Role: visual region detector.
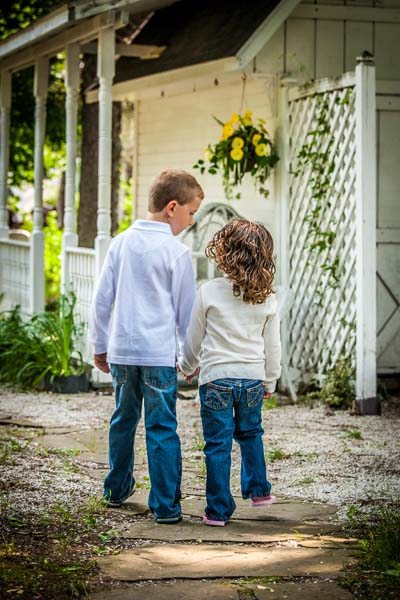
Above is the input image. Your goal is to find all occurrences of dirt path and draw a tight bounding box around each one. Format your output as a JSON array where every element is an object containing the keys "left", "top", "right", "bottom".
[{"left": 1, "top": 389, "right": 399, "bottom": 598}]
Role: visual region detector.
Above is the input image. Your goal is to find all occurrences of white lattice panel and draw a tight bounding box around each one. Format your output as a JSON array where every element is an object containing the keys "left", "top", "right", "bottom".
[
  {"left": 0, "top": 239, "right": 30, "bottom": 314},
  {"left": 288, "top": 80, "right": 357, "bottom": 379}
]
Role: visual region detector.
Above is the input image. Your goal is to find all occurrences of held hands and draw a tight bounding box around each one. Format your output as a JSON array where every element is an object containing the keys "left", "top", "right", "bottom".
[
  {"left": 94, "top": 353, "right": 110, "bottom": 373},
  {"left": 176, "top": 363, "right": 199, "bottom": 384},
  {"left": 263, "top": 391, "right": 273, "bottom": 400}
]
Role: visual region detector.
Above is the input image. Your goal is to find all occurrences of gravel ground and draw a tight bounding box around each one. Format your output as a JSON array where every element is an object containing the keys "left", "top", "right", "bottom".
[{"left": 0, "top": 388, "right": 399, "bottom": 523}]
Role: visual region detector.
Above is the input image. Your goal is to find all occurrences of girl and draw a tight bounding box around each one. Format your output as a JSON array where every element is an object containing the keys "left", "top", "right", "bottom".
[{"left": 179, "top": 219, "right": 281, "bottom": 526}]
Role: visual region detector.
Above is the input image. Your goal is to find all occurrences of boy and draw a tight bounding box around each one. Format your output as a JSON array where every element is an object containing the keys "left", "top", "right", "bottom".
[{"left": 90, "top": 169, "right": 203, "bottom": 524}]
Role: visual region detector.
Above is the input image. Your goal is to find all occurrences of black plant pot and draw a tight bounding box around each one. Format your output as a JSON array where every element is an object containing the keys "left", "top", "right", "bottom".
[{"left": 44, "top": 372, "right": 90, "bottom": 394}]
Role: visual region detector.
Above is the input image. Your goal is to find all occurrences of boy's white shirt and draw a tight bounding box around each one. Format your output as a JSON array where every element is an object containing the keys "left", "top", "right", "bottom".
[
  {"left": 90, "top": 220, "right": 196, "bottom": 366},
  {"left": 179, "top": 278, "right": 281, "bottom": 392}
]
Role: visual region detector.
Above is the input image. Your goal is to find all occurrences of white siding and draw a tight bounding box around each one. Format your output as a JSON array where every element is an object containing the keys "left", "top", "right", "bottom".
[
  {"left": 135, "top": 78, "right": 278, "bottom": 238},
  {"left": 256, "top": 0, "right": 400, "bottom": 82}
]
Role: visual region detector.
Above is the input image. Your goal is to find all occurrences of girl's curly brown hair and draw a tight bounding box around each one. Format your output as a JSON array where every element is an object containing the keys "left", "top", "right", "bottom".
[{"left": 206, "top": 219, "right": 275, "bottom": 304}]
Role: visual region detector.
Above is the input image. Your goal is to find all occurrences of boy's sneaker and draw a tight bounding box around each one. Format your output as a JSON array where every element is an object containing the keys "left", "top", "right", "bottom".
[
  {"left": 155, "top": 514, "right": 183, "bottom": 525},
  {"left": 104, "top": 486, "right": 135, "bottom": 509},
  {"left": 203, "top": 515, "right": 227, "bottom": 527},
  {"left": 251, "top": 495, "right": 277, "bottom": 507}
]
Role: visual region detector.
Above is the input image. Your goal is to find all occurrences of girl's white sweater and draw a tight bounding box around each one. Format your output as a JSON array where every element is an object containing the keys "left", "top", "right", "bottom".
[{"left": 179, "top": 277, "right": 281, "bottom": 392}]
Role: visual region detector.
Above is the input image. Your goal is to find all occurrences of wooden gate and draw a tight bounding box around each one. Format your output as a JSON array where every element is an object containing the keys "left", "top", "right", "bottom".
[{"left": 376, "top": 84, "right": 400, "bottom": 375}]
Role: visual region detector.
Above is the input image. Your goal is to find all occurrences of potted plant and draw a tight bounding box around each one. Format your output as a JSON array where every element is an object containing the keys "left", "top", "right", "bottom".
[
  {"left": 194, "top": 110, "right": 279, "bottom": 200},
  {"left": 0, "top": 293, "right": 89, "bottom": 393}
]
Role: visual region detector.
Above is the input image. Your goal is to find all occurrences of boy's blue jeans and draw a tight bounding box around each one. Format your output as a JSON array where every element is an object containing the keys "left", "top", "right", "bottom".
[
  {"left": 104, "top": 364, "right": 182, "bottom": 519},
  {"left": 199, "top": 378, "right": 272, "bottom": 522}
]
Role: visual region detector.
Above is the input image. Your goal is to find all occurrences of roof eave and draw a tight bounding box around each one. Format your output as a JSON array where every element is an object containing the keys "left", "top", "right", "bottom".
[{"left": 0, "top": 4, "right": 72, "bottom": 61}]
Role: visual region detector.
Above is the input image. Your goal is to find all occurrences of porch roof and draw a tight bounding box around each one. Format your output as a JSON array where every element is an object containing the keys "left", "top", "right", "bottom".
[{"left": 113, "top": 0, "right": 281, "bottom": 85}]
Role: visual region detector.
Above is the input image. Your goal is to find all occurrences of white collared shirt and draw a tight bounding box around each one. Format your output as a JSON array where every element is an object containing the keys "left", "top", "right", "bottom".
[
  {"left": 90, "top": 220, "right": 196, "bottom": 366},
  {"left": 179, "top": 278, "right": 281, "bottom": 392}
]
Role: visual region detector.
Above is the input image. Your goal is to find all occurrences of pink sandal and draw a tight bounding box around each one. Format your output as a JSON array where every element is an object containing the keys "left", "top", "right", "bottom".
[
  {"left": 251, "top": 495, "right": 277, "bottom": 507},
  {"left": 203, "top": 515, "right": 227, "bottom": 527}
]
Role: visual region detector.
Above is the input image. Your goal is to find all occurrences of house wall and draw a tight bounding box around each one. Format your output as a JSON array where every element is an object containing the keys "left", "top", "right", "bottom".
[
  {"left": 132, "top": 0, "right": 400, "bottom": 232},
  {"left": 256, "top": 0, "right": 400, "bottom": 82},
  {"left": 134, "top": 77, "right": 279, "bottom": 237}
]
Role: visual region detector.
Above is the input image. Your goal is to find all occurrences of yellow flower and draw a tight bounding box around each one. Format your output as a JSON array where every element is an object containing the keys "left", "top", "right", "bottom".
[
  {"left": 255, "top": 143, "right": 267, "bottom": 157},
  {"left": 232, "top": 137, "right": 244, "bottom": 149},
  {"left": 222, "top": 123, "right": 234, "bottom": 139},
  {"left": 230, "top": 148, "right": 244, "bottom": 161},
  {"left": 252, "top": 133, "right": 261, "bottom": 146},
  {"left": 242, "top": 109, "right": 253, "bottom": 126},
  {"left": 229, "top": 112, "right": 239, "bottom": 125}
]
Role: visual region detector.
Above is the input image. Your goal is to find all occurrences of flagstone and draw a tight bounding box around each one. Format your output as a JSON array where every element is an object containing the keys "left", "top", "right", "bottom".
[
  {"left": 118, "top": 515, "right": 338, "bottom": 543},
  {"left": 97, "top": 543, "right": 353, "bottom": 581},
  {"left": 181, "top": 496, "right": 337, "bottom": 522},
  {"left": 88, "top": 579, "right": 352, "bottom": 600}
]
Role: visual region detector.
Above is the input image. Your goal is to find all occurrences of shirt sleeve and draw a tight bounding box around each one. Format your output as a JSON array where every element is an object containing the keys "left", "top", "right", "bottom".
[
  {"left": 179, "top": 286, "right": 206, "bottom": 375},
  {"left": 263, "top": 302, "right": 282, "bottom": 393},
  {"left": 89, "top": 244, "right": 116, "bottom": 355},
  {"left": 171, "top": 249, "right": 196, "bottom": 356}
]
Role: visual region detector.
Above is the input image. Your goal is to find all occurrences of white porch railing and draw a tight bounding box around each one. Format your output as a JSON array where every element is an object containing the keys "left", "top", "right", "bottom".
[
  {"left": 0, "top": 239, "right": 30, "bottom": 313},
  {"left": 65, "top": 246, "right": 95, "bottom": 361}
]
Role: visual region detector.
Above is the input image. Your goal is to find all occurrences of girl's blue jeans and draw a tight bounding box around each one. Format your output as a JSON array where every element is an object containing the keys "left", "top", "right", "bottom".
[
  {"left": 200, "top": 378, "right": 272, "bottom": 522},
  {"left": 104, "top": 364, "right": 182, "bottom": 519}
]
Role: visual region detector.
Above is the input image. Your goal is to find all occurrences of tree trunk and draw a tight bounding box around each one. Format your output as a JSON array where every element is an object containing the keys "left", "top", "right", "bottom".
[{"left": 78, "top": 55, "right": 122, "bottom": 247}]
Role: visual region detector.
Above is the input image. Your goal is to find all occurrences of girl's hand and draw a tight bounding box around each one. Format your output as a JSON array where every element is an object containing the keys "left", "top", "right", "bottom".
[
  {"left": 186, "top": 367, "right": 200, "bottom": 384},
  {"left": 263, "top": 391, "right": 272, "bottom": 400}
]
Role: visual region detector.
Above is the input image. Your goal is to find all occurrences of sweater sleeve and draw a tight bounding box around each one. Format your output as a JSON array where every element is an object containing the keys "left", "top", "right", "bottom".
[
  {"left": 179, "top": 286, "right": 206, "bottom": 375},
  {"left": 263, "top": 304, "right": 282, "bottom": 393},
  {"left": 171, "top": 249, "right": 196, "bottom": 356},
  {"left": 89, "top": 244, "right": 116, "bottom": 355}
]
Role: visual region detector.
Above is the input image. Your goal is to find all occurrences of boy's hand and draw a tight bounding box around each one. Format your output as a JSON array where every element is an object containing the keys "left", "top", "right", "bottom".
[
  {"left": 263, "top": 392, "right": 272, "bottom": 400},
  {"left": 185, "top": 367, "right": 200, "bottom": 384},
  {"left": 94, "top": 353, "right": 110, "bottom": 373}
]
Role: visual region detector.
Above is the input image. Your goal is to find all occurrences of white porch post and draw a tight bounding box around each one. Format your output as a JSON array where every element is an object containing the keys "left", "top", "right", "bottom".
[
  {"left": 61, "top": 43, "right": 80, "bottom": 293},
  {"left": 30, "top": 57, "right": 48, "bottom": 313},
  {"left": 275, "top": 77, "right": 297, "bottom": 402},
  {"left": 0, "top": 70, "right": 11, "bottom": 239},
  {"left": 95, "top": 27, "right": 115, "bottom": 277},
  {"left": 355, "top": 53, "right": 377, "bottom": 414}
]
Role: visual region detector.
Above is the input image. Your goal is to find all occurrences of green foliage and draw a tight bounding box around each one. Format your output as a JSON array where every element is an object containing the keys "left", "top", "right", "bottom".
[
  {"left": 300, "top": 356, "right": 355, "bottom": 410},
  {"left": 265, "top": 448, "right": 289, "bottom": 462},
  {"left": 117, "top": 176, "right": 134, "bottom": 233},
  {"left": 0, "top": 293, "right": 85, "bottom": 389},
  {"left": 264, "top": 395, "right": 278, "bottom": 410},
  {"left": 320, "top": 356, "right": 355, "bottom": 409},
  {"left": 342, "top": 506, "right": 400, "bottom": 599},
  {"left": 44, "top": 210, "right": 62, "bottom": 301}
]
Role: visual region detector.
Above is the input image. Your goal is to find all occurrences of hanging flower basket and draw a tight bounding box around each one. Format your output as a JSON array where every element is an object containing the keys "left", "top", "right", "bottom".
[{"left": 194, "top": 110, "right": 279, "bottom": 200}]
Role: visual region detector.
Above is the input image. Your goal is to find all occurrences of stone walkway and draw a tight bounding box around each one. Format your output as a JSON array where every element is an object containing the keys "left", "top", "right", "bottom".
[{"left": 24, "top": 395, "right": 358, "bottom": 599}]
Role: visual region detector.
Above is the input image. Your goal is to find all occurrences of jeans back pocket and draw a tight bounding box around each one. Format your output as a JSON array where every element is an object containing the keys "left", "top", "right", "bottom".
[
  {"left": 246, "top": 382, "right": 264, "bottom": 408},
  {"left": 203, "top": 382, "right": 232, "bottom": 410}
]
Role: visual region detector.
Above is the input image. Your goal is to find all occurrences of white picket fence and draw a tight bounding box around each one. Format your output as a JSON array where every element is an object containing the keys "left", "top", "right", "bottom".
[{"left": 0, "top": 238, "right": 30, "bottom": 313}]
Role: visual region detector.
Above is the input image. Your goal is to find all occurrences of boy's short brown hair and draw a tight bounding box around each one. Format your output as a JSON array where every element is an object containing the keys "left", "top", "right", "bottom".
[{"left": 148, "top": 169, "right": 204, "bottom": 212}]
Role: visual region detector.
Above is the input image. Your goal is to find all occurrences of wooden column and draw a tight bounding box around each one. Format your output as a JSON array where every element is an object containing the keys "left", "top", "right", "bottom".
[
  {"left": 61, "top": 43, "right": 80, "bottom": 293},
  {"left": 95, "top": 27, "right": 115, "bottom": 277},
  {"left": 0, "top": 70, "right": 11, "bottom": 239},
  {"left": 355, "top": 53, "right": 377, "bottom": 414},
  {"left": 30, "top": 56, "right": 48, "bottom": 313},
  {"left": 275, "top": 77, "right": 298, "bottom": 402}
]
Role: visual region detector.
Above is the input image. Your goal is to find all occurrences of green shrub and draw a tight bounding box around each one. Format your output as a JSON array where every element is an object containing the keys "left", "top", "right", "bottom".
[
  {"left": 320, "top": 356, "right": 355, "bottom": 409},
  {"left": 342, "top": 506, "right": 400, "bottom": 599},
  {"left": 44, "top": 209, "right": 62, "bottom": 302},
  {"left": 0, "top": 293, "right": 85, "bottom": 389}
]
